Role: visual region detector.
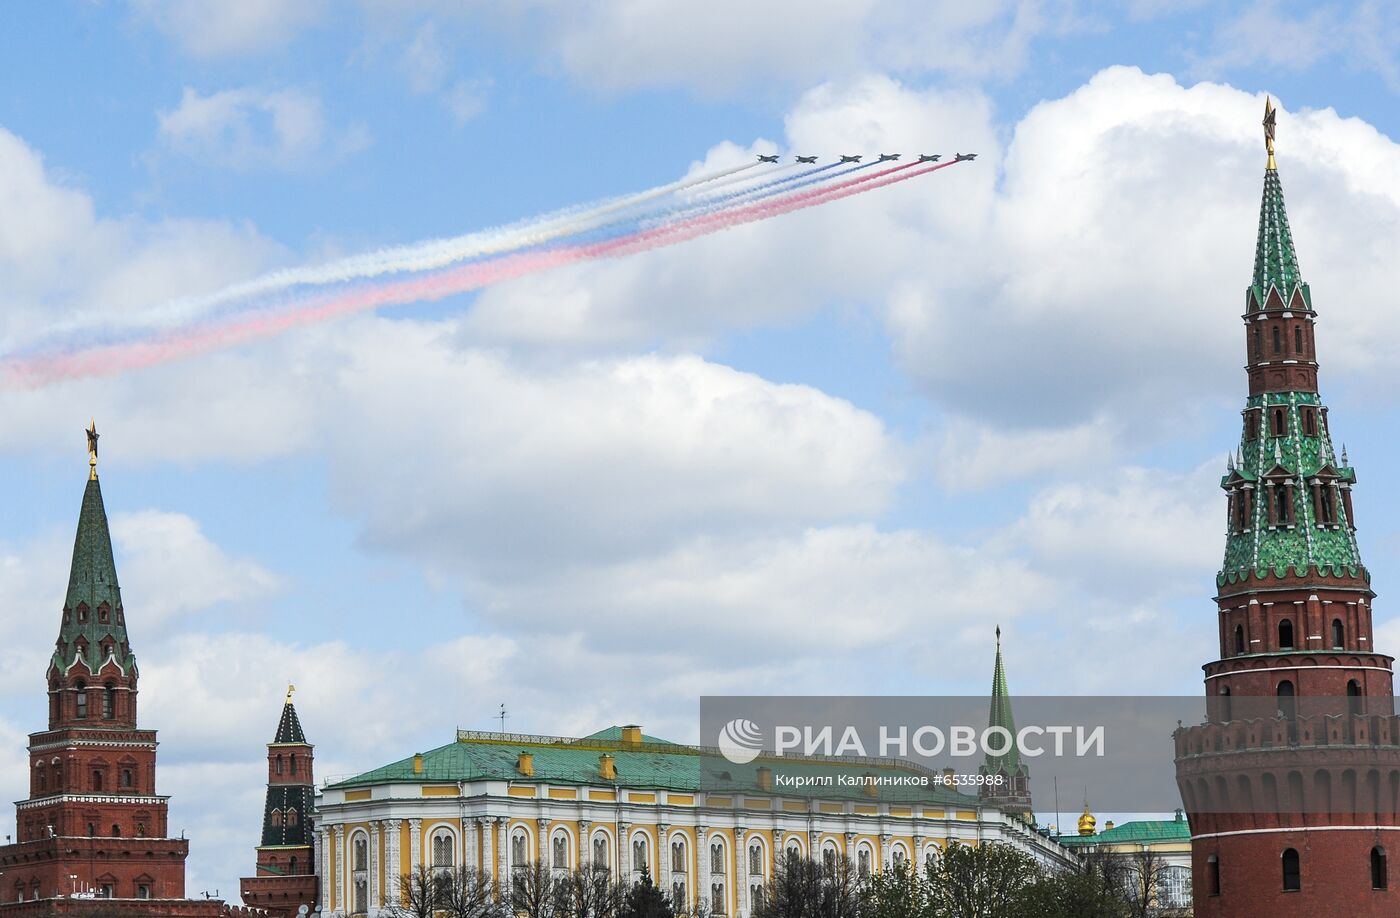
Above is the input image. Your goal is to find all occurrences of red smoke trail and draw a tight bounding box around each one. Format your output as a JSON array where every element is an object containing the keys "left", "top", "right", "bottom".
[{"left": 4, "top": 160, "right": 959, "bottom": 387}]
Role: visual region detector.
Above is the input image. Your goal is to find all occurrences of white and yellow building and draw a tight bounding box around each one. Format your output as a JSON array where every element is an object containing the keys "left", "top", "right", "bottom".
[{"left": 312, "top": 725, "right": 1074, "bottom": 917}]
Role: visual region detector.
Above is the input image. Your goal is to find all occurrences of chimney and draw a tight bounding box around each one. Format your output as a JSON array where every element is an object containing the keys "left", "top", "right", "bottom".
[
  {"left": 517, "top": 752, "right": 534, "bottom": 777},
  {"left": 413, "top": 753, "right": 423, "bottom": 775},
  {"left": 862, "top": 773, "right": 879, "bottom": 797},
  {"left": 599, "top": 754, "right": 617, "bottom": 780},
  {"left": 621, "top": 725, "right": 643, "bottom": 748},
  {"left": 756, "top": 766, "right": 773, "bottom": 791},
  {"left": 1104, "top": 821, "right": 1115, "bottom": 832},
  {"left": 942, "top": 768, "right": 955, "bottom": 787}
]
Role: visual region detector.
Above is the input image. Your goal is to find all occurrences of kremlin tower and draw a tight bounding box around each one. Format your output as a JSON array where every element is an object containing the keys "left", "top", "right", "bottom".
[
  {"left": 238, "top": 693, "right": 317, "bottom": 917},
  {"left": 1174, "top": 101, "right": 1400, "bottom": 915},
  {"left": 0, "top": 425, "right": 222, "bottom": 917}
]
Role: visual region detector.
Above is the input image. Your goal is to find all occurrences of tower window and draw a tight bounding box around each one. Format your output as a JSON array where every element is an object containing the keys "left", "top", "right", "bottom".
[
  {"left": 1234, "top": 625, "right": 1246, "bottom": 655},
  {"left": 120, "top": 768, "right": 132, "bottom": 788},
  {"left": 1272, "top": 326, "right": 1282, "bottom": 354},
  {"left": 1373, "top": 847, "right": 1388, "bottom": 889},
  {"left": 1246, "top": 410, "right": 1261, "bottom": 439},
  {"left": 1252, "top": 327, "right": 1261, "bottom": 359},
  {"left": 111, "top": 824, "right": 121, "bottom": 838},
  {"left": 275, "top": 755, "right": 284, "bottom": 775},
  {"left": 270, "top": 808, "right": 283, "bottom": 827},
  {"left": 290, "top": 755, "right": 297, "bottom": 776},
  {"left": 1332, "top": 619, "right": 1345, "bottom": 649},
  {"left": 75, "top": 682, "right": 88, "bottom": 719},
  {"left": 1271, "top": 408, "right": 1287, "bottom": 436},
  {"left": 1278, "top": 619, "right": 1295, "bottom": 650},
  {"left": 1278, "top": 680, "right": 1296, "bottom": 720},
  {"left": 1302, "top": 408, "right": 1316, "bottom": 436},
  {"left": 1294, "top": 325, "right": 1303, "bottom": 354},
  {"left": 92, "top": 769, "right": 103, "bottom": 792},
  {"left": 103, "top": 683, "right": 115, "bottom": 720},
  {"left": 286, "top": 808, "right": 298, "bottom": 826},
  {"left": 1282, "top": 847, "right": 1301, "bottom": 891},
  {"left": 1348, "top": 680, "right": 1362, "bottom": 716}
]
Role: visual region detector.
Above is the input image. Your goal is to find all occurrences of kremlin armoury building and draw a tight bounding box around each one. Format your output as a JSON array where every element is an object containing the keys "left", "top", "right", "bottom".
[{"left": 2, "top": 110, "right": 1397, "bottom": 918}]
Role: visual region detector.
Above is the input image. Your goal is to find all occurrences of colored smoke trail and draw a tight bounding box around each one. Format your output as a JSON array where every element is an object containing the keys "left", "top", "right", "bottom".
[{"left": 3, "top": 159, "right": 962, "bottom": 387}]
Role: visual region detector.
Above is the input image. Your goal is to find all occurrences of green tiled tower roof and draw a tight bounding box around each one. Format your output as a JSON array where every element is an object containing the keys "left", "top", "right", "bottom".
[
  {"left": 52, "top": 473, "right": 136, "bottom": 675},
  {"left": 1250, "top": 168, "right": 1305, "bottom": 305},
  {"left": 985, "top": 627, "right": 1021, "bottom": 775}
]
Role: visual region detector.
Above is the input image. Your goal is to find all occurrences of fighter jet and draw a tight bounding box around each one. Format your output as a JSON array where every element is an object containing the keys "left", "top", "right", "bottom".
[
  {"left": 795, "top": 155, "right": 818, "bottom": 164},
  {"left": 918, "top": 154, "right": 941, "bottom": 163},
  {"left": 757, "top": 154, "right": 780, "bottom": 163},
  {"left": 954, "top": 153, "right": 978, "bottom": 162},
  {"left": 877, "top": 153, "right": 901, "bottom": 162},
  {"left": 839, "top": 154, "right": 862, "bottom": 163}
]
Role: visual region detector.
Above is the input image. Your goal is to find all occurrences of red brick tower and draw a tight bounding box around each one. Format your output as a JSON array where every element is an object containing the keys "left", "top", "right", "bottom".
[
  {"left": 0, "top": 425, "right": 204, "bottom": 907},
  {"left": 239, "top": 691, "right": 317, "bottom": 917},
  {"left": 1174, "top": 100, "right": 1400, "bottom": 915}
]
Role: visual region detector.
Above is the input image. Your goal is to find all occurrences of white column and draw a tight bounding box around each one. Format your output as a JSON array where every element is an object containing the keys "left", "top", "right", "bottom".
[
  {"left": 494, "top": 817, "right": 507, "bottom": 889},
  {"left": 577, "top": 820, "right": 591, "bottom": 870},
  {"left": 735, "top": 827, "right": 748, "bottom": 918},
  {"left": 657, "top": 824, "right": 670, "bottom": 894},
  {"left": 478, "top": 817, "right": 494, "bottom": 887},
  {"left": 771, "top": 828, "right": 782, "bottom": 868},
  {"left": 538, "top": 818, "right": 549, "bottom": 867},
  {"left": 879, "top": 833, "right": 891, "bottom": 871},
  {"left": 462, "top": 815, "right": 476, "bottom": 874},
  {"left": 408, "top": 818, "right": 422, "bottom": 872},
  {"left": 333, "top": 825, "right": 345, "bottom": 916},
  {"left": 368, "top": 822, "right": 381, "bottom": 915},
  {"left": 384, "top": 819, "right": 402, "bottom": 904},
  {"left": 696, "top": 826, "right": 709, "bottom": 915},
  {"left": 619, "top": 821, "right": 632, "bottom": 880},
  {"left": 912, "top": 833, "right": 923, "bottom": 871},
  {"left": 318, "top": 827, "right": 332, "bottom": 912}
]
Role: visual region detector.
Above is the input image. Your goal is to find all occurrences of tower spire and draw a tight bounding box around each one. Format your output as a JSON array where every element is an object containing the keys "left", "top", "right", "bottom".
[
  {"left": 1263, "top": 95, "right": 1277, "bottom": 172},
  {"left": 986, "top": 625, "right": 1019, "bottom": 775},
  {"left": 86, "top": 419, "right": 99, "bottom": 480}
]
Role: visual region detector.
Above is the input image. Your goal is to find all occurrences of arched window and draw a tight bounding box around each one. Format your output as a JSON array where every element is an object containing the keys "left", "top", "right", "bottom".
[
  {"left": 1272, "top": 408, "right": 1286, "bottom": 436},
  {"left": 1278, "top": 680, "right": 1296, "bottom": 719},
  {"left": 432, "top": 829, "right": 455, "bottom": 873},
  {"left": 92, "top": 769, "right": 103, "bottom": 792},
  {"left": 1272, "top": 325, "right": 1281, "bottom": 354},
  {"left": 748, "top": 841, "right": 763, "bottom": 876},
  {"left": 632, "top": 837, "right": 649, "bottom": 874},
  {"left": 672, "top": 839, "right": 686, "bottom": 874},
  {"left": 511, "top": 829, "right": 528, "bottom": 871},
  {"left": 136, "top": 822, "right": 146, "bottom": 837},
  {"left": 352, "top": 834, "right": 368, "bottom": 913},
  {"left": 1332, "top": 619, "right": 1345, "bottom": 649},
  {"left": 823, "top": 844, "right": 838, "bottom": 873},
  {"left": 1278, "top": 619, "right": 1295, "bottom": 650},
  {"left": 1208, "top": 855, "right": 1221, "bottom": 896},
  {"left": 120, "top": 768, "right": 133, "bottom": 789},
  {"left": 1220, "top": 686, "right": 1232, "bottom": 722},
  {"left": 1302, "top": 407, "right": 1317, "bottom": 436},
  {"left": 111, "top": 824, "right": 121, "bottom": 838},
  {"left": 710, "top": 841, "right": 726, "bottom": 876},
  {"left": 924, "top": 845, "right": 938, "bottom": 870},
  {"left": 289, "top": 856, "right": 299, "bottom": 875},
  {"left": 1294, "top": 325, "right": 1303, "bottom": 354},
  {"left": 1373, "top": 846, "right": 1388, "bottom": 889},
  {"left": 857, "top": 846, "right": 872, "bottom": 879},
  {"left": 1348, "top": 680, "right": 1363, "bottom": 716},
  {"left": 103, "top": 683, "right": 115, "bottom": 720},
  {"left": 75, "top": 682, "right": 88, "bottom": 719},
  {"left": 552, "top": 833, "right": 569, "bottom": 870},
  {"left": 891, "top": 845, "right": 907, "bottom": 869},
  {"left": 270, "top": 808, "right": 283, "bottom": 827},
  {"left": 710, "top": 879, "right": 726, "bottom": 915},
  {"left": 275, "top": 755, "right": 284, "bottom": 775},
  {"left": 286, "top": 808, "right": 298, "bottom": 826},
  {"left": 36, "top": 762, "right": 46, "bottom": 793},
  {"left": 290, "top": 754, "right": 298, "bottom": 776},
  {"left": 1234, "top": 625, "right": 1245, "bottom": 655},
  {"left": 1282, "top": 847, "right": 1301, "bottom": 891},
  {"left": 592, "top": 834, "right": 609, "bottom": 869}
]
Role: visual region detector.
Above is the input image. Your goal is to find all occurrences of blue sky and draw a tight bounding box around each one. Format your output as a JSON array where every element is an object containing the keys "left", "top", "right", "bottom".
[{"left": 4, "top": 0, "right": 1400, "bottom": 896}]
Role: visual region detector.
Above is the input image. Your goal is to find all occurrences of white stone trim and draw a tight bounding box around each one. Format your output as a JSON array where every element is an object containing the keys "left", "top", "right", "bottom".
[{"left": 1193, "top": 825, "right": 1400, "bottom": 840}]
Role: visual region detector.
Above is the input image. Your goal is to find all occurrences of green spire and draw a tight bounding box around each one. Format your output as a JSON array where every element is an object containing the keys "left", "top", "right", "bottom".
[
  {"left": 986, "top": 627, "right": 1021, "bottom": 775},
  {"left": 1250, "top": 167, "right": 1305, "bottom": 304},
  {"left": 52, "top": 471, "right": 135, "bottom": 675}
]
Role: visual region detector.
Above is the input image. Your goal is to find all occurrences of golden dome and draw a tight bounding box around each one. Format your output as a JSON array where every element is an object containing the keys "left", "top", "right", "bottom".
[{"left": 1077, "top": 802, "right": 1097, "bottom": 836}]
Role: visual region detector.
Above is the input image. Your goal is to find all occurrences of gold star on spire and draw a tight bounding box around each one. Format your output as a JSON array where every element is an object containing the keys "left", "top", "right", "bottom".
[
  {"left": 1263, "top": 96, "right": 1278, "bottom": 171},
  {"left": 86, "top": 419, "right": 99, "bottom": 480}
]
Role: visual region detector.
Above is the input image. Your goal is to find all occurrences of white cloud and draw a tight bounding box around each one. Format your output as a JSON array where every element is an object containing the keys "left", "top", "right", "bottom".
[
  {"left": 132, "top": 0, "right": 329, "bottom": 58},
  {"left": 112, "top": 511, "right": 283, "bottom": 627},
  {"left": 156, "top": 87, "right": 370, "bottom": 173}
]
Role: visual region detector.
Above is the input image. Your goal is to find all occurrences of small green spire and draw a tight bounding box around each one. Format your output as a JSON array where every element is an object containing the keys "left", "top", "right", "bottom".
[
  {"left": 986, "top": 626, "right": 1021, "bottom": 775},
  {"left": 53, "top": 449, "right": 135, "bottom": 675}
]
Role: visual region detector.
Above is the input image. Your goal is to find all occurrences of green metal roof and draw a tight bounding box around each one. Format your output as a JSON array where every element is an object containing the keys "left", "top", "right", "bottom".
[
  {"left": 1056, "top": 815, "right": 1190, "bottom": 847},
  {"left": 329, "top": 727, "right": 980, "bottom": 807},
  {"left": 52, "top": 475, "right": 135, "bottom": 675}
]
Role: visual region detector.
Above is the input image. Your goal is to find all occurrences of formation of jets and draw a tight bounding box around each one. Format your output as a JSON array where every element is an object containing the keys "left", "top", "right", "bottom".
[{"left": 755, "top": 153, "right": 975, "bottom": 164}]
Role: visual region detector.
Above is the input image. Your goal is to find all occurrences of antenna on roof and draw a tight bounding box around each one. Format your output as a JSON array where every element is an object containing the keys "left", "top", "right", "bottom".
[{"left": 498, "top": 703, "right": 508, "bottom": 733}]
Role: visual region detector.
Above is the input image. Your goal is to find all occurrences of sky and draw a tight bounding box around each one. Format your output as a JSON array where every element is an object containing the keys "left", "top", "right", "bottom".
[{"left": 4, "top": 0, "right": 1400, "bottom": 898}]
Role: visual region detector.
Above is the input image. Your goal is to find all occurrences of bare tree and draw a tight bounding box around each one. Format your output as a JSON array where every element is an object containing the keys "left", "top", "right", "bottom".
[
  {"left": 387, "top": 865, "right": 442, "bottom": 918},
  {"left": 511, "top": 861, "right": 563, "bottom": 918},
  {"left": 439, "top": 865, "right": 504, "bottom": 918},
  {"left": 558, "top": 864, "right": 624, "bottom": 918}
]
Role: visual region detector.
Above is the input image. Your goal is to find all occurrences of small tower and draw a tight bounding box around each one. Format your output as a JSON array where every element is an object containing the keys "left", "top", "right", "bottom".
[
  {"left": 239, "top": 686, "right": 318, "bottom": 917},
  {"left": 979, "top": 627, "right": 1033, "bottom": 820}
]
